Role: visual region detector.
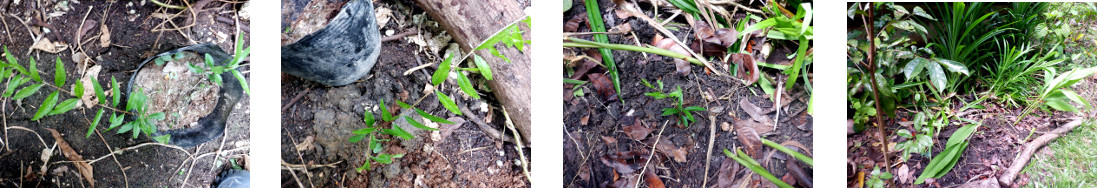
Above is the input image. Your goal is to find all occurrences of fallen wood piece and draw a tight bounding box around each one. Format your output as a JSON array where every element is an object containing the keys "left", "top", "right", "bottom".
[
  {"left": 999, "top": 117, "right": 1084, "bottom": 186},
  {"left": 413, "top": 0, "right": 530, "bottom": 144}
]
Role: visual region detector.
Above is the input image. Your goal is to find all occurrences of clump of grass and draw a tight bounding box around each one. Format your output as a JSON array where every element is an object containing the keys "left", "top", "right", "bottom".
[{"left": 1023, "top": 120, "right": 1097, "bottom": 186}]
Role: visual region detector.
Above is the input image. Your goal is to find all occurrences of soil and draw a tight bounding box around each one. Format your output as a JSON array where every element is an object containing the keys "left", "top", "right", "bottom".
[
  {"left": 132, "top": 52, "right": 220, "bottom": 131},
  {"left": 279, "top": 0, "right": 531, "bottom": 187},
  {"left": 0, "top": 1, "right": 250, "bottom": 187},
  {"left": 562, "top": 1, "right": 814, "bottom": 187}
]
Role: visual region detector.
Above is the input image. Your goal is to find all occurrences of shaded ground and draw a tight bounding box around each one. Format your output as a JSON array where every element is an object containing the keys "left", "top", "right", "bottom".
[
  {"left": 0, "top": 1, "right": 251, "bottom": 187},
  {"left": 279, "top": 0, "right": 531, "bottom": 187},
  {"left": 563, "top": 1, "right": 814, "bottom": 187}
]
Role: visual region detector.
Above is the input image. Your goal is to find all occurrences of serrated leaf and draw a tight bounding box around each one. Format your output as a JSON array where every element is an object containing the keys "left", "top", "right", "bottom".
[
  {"left": 382, "top": 125, "right": 414, "bottom": 140},
  {"left": 415, "top": 108, "right": 454, "bottom": 124},
  {"left": 432, "top": 53, "right": 454, "bottom": 86},
  {"left": 110, "top": 76, "right": 120, "bottom": 107},
  {"left": 435, "top": 91, "right": 462, "bottom": 115},
  {"left": 926, "top": 61, "right": 946, "bottom": 93},
  {"left": 12, "top": 83, "right": 44, "bottom": 100},
  {"left": 379, "top": 100, "right": 394, "bottom": 122},
  {"left": 935, "top": 58, "right": 969, "bottom": 75},
  {"left": 473, "top": 55, "right": 493, "bottom": 80},
  {"left": 455, "top": 71, "right": 478, "bottom": 99},
  {"left": 404, "top": 116, "right": 438, "bottom": 131},
  {"left": 86, "top": 109, "right": 104, "bottom": 138},
  {"left": 31, "top": 91, "right": 59, "bottom": 121},
  {"left": 54, "top": 57, "right": 65, "bottom": 86},
  {"left": 46, "top": 98, "right": 78, "bottom": 116}
]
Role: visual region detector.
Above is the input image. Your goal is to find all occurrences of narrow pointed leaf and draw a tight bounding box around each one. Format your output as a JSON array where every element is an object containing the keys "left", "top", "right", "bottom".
[
  {"left": 54, "top": 57, "right": 65, "bottom": 86},
  {"left": 28, "top": 57, "right": 39, "bottom": 82},
  {"left": 91, "top": 77, "right": 106, "bottom": 104},
  {"left": 363, "top": 111, "right": 375, "bottom": 128},
  {"left": 435, "top": 91, "right": 462, "bottom": 115},
  {"left": 379, "top": 100, "right": 394, "bottom": 122},
  {"left": 12, "top": 83, "right": 44, "bottom": 100},
  {"left": 404, "top": 116, "right": 439, "bottom": 131},
  {"left": 415, "top": 108, "right": 454, "bottom": 124},
  {"left": 382, "top": 125, "right": 414, "bottom": 140},
  {"left": 455, "top": 71, "right": 478, "bottom": 99},
  {"left": 232, "top": 70, "right": 250, "bottom": 95},
  {"left": 473, "top": 55, "right": 493, "bottom": 80},
  {"left": 86, "top": 109, "right": 104, "bottom": 138},
  {"left": 432, "top": 53, "right": 454, "bottom": 86},
  {"left": 46, "top": 98, "right": 78, "bottom": 116},
  {"left": 73, "top": 81, "right": 84, "bottom": 98},
  {"left": 111, "top": 76, "right": 120, "bottom": 107},
  {"left": 31, "top": 91, "right": 59, "bottom": 121}
]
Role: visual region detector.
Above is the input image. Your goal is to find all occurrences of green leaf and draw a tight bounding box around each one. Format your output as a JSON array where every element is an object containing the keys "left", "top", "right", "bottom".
[
  {"left": 896, "top": 129, "right": 912, "bottom": 138},
  {"left": 349, "top": 134, "right": 368, "bottom": 143},
  {"left": 28, "top": 57, "right": 39, "bottom": 82},
  {"left": 107, "top": 113, "right": 124, "bottom": 130},
  {"left": 356, "top": 157, "right": 372, "bottom": 172},
  {"left": 382, "top": 125, "right": 414, "bottom": 140},
  {"left": 902, "top": 57, "right": 926, "bottom": 80},
  {"left": 363, "top": 111, "right": 375, "bottom": 128},
  {"left": 204, "top": 53, "right": 216, "bottom": 67},
  {"left": 404, "top": 116, "right": 439, "bottom": 131},
  {"left": 12, "top": 83, "right": 43, "bottom": 100},
  {"left": 662, "top": 108, "right": 680, "bottom": 116},
  {"left": 209, "top": 73, "right": 223, "bottom": 85},
  {"left": 379, "top": 100, "right": 394, "bottom": 122},
  {"left": 372, "top": 153, "right": 405, "bottom": 164},
  {"left": 154, "top": 58, "right": 165, "bottom": 66},
  {"left": 3, "top": 75, "right": 23, "bottom": 98},
  {"left": 152, "top": 135, "right": 171, "bottom": 143},
  {"left": 683, "top": 106, "right": 706, "bottom": 112},
  {"left": 91, "top": 77, "right": 106, "bottom": 105},
  {"left": 149, "top": 112, "right": 166, "bottom": 120},
  {"left": 432, "top": 52, "right": 454, "bottom": 86},
  {"left": 54, "top": 57, "right": 65, "bottom": 86},
  {"left": 455, "top": 71, "right": 478, "bottom": 99},
  {"left": 395, "top": 100, "right": 412, "bottom": 109},
  {"left": 473, "top": 55, "right": 493, "bottom": 80},
  {"left": 352, "top": 128, "right": 376, "bottom": 135},
  {"left": 915, "top": 142, "right": 962, "bottom": 184},
  {"left": 370, "top": 135, "right": 384, "bottom": 153},
  {"left": 46, "top": 98, "right": 78, "bottom": 116},
  {"left": 117, "top": 121, "right": 133, "bottom": 134},
  {"left": 435, "top": 91, "right": 462, "bottom": 115},
  {"left": 1045, "top": 97, "right": 1078, "bottom": 112},
  {"left": 173, "top": 52, "right": 186, "bottom": 60},
  {"left": 934, "top": 58, "right": 969, "bottom": 75},
  {"left": 415, "top": 108, "right": 454, "bottom": 124},
  {"left": 231, "top": 70, "right": 250, "bottom": 96},
  {"left": 86, "top": 109, "right": 104, "bottom": 138},
  {"left": 784, "top": 38, "right": 809, "bottom": 91},
  {"left": 912, "top": 6, "right": 936, "bottom": 21},
  {"left": 111, "top": 76, "right": 120, "bottom": 107},
  {"left": 945, "top": 124, "right": 979, "bottom": 147},
  {"left": 925, "top": 61, "right": 946, "bottom": 93},
  {"left": 73, "top": 81, "right": 84, "bottom": 98},
  {"left": 31, "top": 91, "right": 59, "bottom": 121}
]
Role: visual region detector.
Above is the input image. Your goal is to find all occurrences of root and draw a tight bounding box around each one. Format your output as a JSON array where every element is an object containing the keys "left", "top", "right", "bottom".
[{"left": 999, "top": 117, "right": 1084, "bottom": 186}]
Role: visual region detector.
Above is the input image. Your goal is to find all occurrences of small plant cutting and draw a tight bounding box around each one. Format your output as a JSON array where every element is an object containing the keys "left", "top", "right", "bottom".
[
  {"left": 349, "top": 100, "right": 445, "bottom": 172},
  {"left": 642, "top": 79, "right": 705, "bottom": 126}
]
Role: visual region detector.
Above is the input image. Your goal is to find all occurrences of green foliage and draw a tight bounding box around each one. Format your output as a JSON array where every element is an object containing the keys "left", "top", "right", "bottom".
[
  {"left": 742, "top": 3, "right": 813, "bottom": 91},
  {"left": 986, "top": 41, "right": 1064, "bottom": 107},
  {"left": 351, "top": 99, "right": 449, "bottom": 172},
  {"left": 642, "top": 79, "right": 705, "bottom": 127},
  {"left": 723, "top": 148, "right": 793, "bottom": 188},
  {"left": 181, "top": 33, "right": 251, "bottom": 95},
  {"left": 1028, "top": 66, "right": 1097, "bottom": 114},
  {"left": 865, "top": 166, "right": 893, "bottom": 188},
  {"left": 582, "top": 0, "right": 620, "bottom": 96},
  {"left": 927, "top": 2, "right": 1014, "bottom": 92},
  {"left": 894, "top": 112, "right": 935, "bottom": 161},
  {"left": 916, "top": 123, "right": 979, "bottom": 184}
]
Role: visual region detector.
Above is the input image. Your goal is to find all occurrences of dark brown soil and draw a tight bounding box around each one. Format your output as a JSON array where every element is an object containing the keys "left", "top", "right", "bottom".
[
  {"left": 0, "top": 1, "right": 250, "bottom": 187},
  {"left": 563, "top": 1, "right": 814, "bottom": 187},
  {"left": 279, "top": 0, "right": 531, "bottom": 187}
]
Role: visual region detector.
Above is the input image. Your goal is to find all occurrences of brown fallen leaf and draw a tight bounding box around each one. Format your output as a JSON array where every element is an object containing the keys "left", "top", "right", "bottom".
[
  {"left": 734, "top": 124, "right": 762, "bottom": 159},
  {"left": 715, "top": 158, "right": 740, "bottom": 188},
  {"left": 295, "top": 135, "right": 315, "bottom": 151},
  {"left": 896, "top": 164, "right": 911, "bottom": 184},
  {"left": 652, "top": 34, "right": 691, "bottom": 57},
  {"left": 786, "top": 158, "right": 812, "bottom": 188},
  {"left": 601, "top": 136, "right": 618, "bottom": 146},
  {"left": 99, "top": 22, "right": 111, "bottom": 48},
  {"left": 75, "top": 20, "right": 97, "bottom": 46},
  {"left": 438, "top": 117, "right": 466, "bottom": 141},
  {"left": 587, "top": 73, "right": 617, "bottom": 101},
  {"left": 623, "top": 123, "right": 654, "bottom": 141},
  {"left": 739, "top": 98, "right": 772, "bottom": 125},
  {"left": 564, "top": 13, "right": 587, "bottom": 33},
  {"left": 674, "top": 59, "right": 691, "bottom": 75},
  {"left": 644, "top": 166, "right": 666, "bottom": 188},
  {"left": 731, "top": 53, "right": 760, "bottom": 85},
  {"left": 46, "top": 128, "right": 94, "bottom": 187},
  {"left": 78, "top": 65, "right": 102, "bottom": 108},
  {"left": 31, "top": 38, "right": 69, "bottom": 53},
  {"left": 653, "top": 137, "right": 686, "bottom": 163},
  {"left": 600, "top": 150, "right": 648, "bottom": 174}
]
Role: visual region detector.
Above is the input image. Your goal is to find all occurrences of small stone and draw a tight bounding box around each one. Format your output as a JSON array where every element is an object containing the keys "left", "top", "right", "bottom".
[{"left": 721, "top": 122, "right": 731, "bottom": 131}]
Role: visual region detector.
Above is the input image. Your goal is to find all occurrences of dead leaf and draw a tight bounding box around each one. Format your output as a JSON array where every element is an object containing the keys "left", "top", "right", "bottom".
[
  {"left": 296, "top": 136, "right": 315, "bottom": 151},
  {"left": 564, "top": 13, "right": 587, "bottom": 33},
  {"left": 786, "top": 159, "right": 811, "bottom": 188},
  {"left": 734, "top": 124, "right": 762, "bottom": 159},
  {"left": 644, "top": 167, "right": 666, "bottom": 188},
  {"left": 99, "top": 23, "right": 111, "bottom": 48},
  {"left": 580, "top": 114, "right": 590, "bottom": 125},
  {"left": 653, "top": 137, "right": 686, "bottom": 163},
  {"left": 609, "top": 22, "right": 632, "bottom": 33},
  {"left": 46, "top": 128, "right": 94, "bottom": 187},
  {"left": 79, "top": 65, "right": 102, "bottom": 108},
  {"left": 674, "top": 59, "right": 691, "bottom": 75},
  {"left": 600, "top": 151, "right": 648, "bottom": 174},
  {"left": 730, "top": 53, "right": 760, "bottom": 85},
  {"left": 739, "top": 98, "right": 771, "bottom": 124},
  {"left": 601, "top": 136, "right": 618, "bottom": 146},
  {"left": 438, "top": 117, "right": 466, "bottom": 141},
  {"left": 31, "top": 38, "right": 68, "bottom": 53},
  {"left": 652, "top": 35, "right": 691, "bottom": 57},
  {"left": 75, "top": 20, "right": 96, "bottom": 46},
  {"left": 623, "top": 123, "right": 654, "bottom": 141},
  {"left": 374, "top": 7, "right": 393, "bottom": 29},
  {"left": 588, "top": 73, "right": 617, "bottom": 101},
  {"left": 715, "top": 158, "right": 739, "bottom": 188}
]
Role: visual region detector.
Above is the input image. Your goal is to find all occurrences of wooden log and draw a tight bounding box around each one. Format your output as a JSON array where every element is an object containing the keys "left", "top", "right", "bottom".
[
  {"left": 413, "top": 0, "right": 531, "bottom": 144},
  {"left": 999, "top": 117, "right": 1083, "bottom": 186}
]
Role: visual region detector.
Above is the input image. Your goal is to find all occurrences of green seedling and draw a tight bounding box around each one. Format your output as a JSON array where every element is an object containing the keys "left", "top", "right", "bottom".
[
  {"left": 183, "top": 33, "right": 251, "bottom": 95},
  {"left": 350, "top": 99, "right": 449, "bottom": 172},
  {"left": 642, "top": 79, "right": 705, "bottom": 126}
]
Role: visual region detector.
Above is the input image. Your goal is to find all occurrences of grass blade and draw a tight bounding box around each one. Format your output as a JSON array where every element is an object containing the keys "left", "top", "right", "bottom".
[
  {"left": 111, "top": 76, "right": 120, "bottom": 107},
  {"left": 91, "top": 77, "right": 106, "bottom": 104},
  {"left": 583, "top": 0, "right": 620, "bottom": 95},
  {"left": 415, "top": 108, "right": 454, "bottom": 124},
  {"left": 232, "top": 70, "right": 250, "bottom": 95}
]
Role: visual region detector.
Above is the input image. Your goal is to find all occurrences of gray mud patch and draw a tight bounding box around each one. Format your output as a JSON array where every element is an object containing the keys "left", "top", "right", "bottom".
[{"left": 132, "top": 52, "right": 220, "bottom": 131}]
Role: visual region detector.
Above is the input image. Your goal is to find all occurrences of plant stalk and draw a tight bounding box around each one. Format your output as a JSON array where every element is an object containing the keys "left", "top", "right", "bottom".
[
  {"left": 563, "top": 38, "right": 704, "bottom": 66},
  {"left": 862, "top": 3, "right": 892, "bottom": 173}
]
